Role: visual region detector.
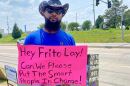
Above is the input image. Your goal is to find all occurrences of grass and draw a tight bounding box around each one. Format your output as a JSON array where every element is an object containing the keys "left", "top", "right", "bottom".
[
  {"left": 0, "top": 79, "right": 6, "bottom": 83},
  {"left": 0, "top": 33, "right": 27, "bottom": 44},
  {"left": 68, "top": 29, "right": 130, "bottom": 43},
  {"left": 0, "top": 29, "right": 130, "bottom": 44}
]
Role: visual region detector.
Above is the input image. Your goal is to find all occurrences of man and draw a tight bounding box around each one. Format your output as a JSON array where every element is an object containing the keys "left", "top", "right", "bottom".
[
  {"left": 23, "top": 0, "right": 75, "bottom": 86},
  {"left": 24, "top": 0, "right": 75, "bottom": 45}
]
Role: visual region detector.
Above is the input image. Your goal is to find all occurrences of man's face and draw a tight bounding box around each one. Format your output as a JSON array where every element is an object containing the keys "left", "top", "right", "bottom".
[{"left": 43, "top": 7, "right": 64, "bottom": 22}]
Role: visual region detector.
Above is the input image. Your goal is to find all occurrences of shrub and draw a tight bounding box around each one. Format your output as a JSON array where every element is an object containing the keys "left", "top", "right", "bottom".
[
  {"left": 125, "top": 26, "right": 129, "bottom": 30},
  {"left": 0, "top": 33, "right": 2, "bottom": 38},
  {"left": 12, "top": 23, "right": 21, "bottom": 39}
]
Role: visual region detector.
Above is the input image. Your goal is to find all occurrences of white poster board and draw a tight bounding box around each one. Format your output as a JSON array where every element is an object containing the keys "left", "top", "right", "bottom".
[{"left": 5, "top": 65, "right": 17, "bottom": 83}]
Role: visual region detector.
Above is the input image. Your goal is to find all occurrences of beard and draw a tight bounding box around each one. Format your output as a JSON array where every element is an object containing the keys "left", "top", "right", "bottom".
[{"left": 44, "top": 18, "right": 61, "bottom": 32}]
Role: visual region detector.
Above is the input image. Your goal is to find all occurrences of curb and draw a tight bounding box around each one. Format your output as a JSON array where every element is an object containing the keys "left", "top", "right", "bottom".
[
  {"left": 0, "top": 44, "right": 130, "bottom": 48},
  {"left": 0, "top": 44, "right": 16, "bottom": 46},
  {"left": 88, "top": 46, "right": 130, "bottom": 48},
  {"left": 77, "top": 43, "right": 130, "bottom": 48}
]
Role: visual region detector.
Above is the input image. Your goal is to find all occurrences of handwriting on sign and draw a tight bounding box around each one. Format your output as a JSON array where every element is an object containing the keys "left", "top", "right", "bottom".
[
  {"left": 18, "top": 45, "right": 87, "bottom": 85},
  {"left": 19, "top": 47, "right": 83, "bottom": 60}
]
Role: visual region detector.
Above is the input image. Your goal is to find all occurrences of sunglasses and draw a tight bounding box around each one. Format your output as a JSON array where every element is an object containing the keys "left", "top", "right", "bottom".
[{"left": 46, "top": 8, "right": 64, "bottom": 14}]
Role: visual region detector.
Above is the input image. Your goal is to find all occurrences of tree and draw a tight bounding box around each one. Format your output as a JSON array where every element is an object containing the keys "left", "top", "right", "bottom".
[
  {"left": 124, "top": 9, "right": 130, "bottom": 26},
  {"left": 12, "top": 23, "right": 21, "bottom": 39},
  {"left": 37, "top": 23, "right": 44, "bottom": 29},
  {"left": 104, "top": 0, "right": 127, "bottom": 28},
  {"left": 95, "top": 15, "right": 104, "bottom": 28},
  {"left": 82, "top": 20, "right": 92, "bottom": 30},
  {"left": 68, "top": 22, "right": 79, "bottom": 31},
  {"left": 125, "top": 26, "right": 129, "bottom": 30},
  {"left": 60, "top": 22, "right": 66, "bottom": 31},
  {"left": 0, "top": 33, "right": 2, "bottom": 38},
  {"left": 19, "top": 29, "right": 23, "bottom": 34}
]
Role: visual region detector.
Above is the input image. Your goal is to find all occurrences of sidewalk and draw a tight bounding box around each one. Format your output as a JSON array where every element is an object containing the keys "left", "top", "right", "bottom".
[
  {"left": 77, "top": 43, "right": 130, "bottom": 48},
  {"left": 0, "top": 43, "right": 130, "bottom": 48}
]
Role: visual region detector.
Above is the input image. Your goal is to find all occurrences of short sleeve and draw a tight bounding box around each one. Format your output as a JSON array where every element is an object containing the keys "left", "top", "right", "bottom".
[
  {"left": 24, "top": 34, "right": 33, "bottom": 45},
  {"left": 70, "top": 36, "right": 76, "bottom": 45}
]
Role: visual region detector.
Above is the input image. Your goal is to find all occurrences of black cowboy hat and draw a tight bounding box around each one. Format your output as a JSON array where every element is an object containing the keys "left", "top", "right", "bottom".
[{"left": 39, "top": 0, "right": 69, "bottom": 16}]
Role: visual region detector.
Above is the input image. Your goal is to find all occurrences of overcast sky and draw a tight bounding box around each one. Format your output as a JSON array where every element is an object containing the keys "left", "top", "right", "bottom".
[{"left": 0, "top": 0, "right": 130, "bottom": 33}]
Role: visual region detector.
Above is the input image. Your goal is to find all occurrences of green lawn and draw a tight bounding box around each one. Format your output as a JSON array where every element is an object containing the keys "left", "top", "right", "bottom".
[
  {"left": 68, "top": 29, "right": 130, "bottom": 43},
  {"left": 0, "top": 33, "right": 27, "bottom": 44},
  {"left": 0, "top": 79, "right": 6, "bottom": 83},
  {"left": 0, "top": 29, "right": 130, "bottom": 44}
]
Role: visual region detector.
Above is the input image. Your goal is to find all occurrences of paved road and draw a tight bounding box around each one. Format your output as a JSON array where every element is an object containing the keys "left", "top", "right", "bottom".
[{"left": 0, "top": 45, "right": 130, "bottom": 86}]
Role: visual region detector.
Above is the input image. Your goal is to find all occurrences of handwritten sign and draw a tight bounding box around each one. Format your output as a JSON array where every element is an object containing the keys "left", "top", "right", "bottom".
[
  {"left": 5, "top": 65, "right": 17, "bottom": 83},
  {"left": 18, "top": 45, "right": 87, "bottom": 85}
]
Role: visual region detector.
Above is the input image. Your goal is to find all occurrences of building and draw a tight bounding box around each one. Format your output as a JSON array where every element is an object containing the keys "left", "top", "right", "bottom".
[{"left": 0, "top": 29, "right": 4, "bottom": 35}]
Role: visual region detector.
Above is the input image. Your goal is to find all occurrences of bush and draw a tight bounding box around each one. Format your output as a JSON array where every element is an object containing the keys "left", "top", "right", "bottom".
[
  {"left": 68, "top": 22, "right": 79, "bottom": 31},
  {"left": 82, "top": 20, "right": 92, "bottom": 30},
  {"left": 0, "top": 33, "right": 2, "bottom": 38},
  {"left": 12, "top": 23, "right": 21, "bottom": 39},
  {"left": 125, "top": 26, "right": 129, "bottom": 30}
]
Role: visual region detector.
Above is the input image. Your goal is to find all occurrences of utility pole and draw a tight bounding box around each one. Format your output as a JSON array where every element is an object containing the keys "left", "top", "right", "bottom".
[
  {"left": 121, "top": 0, "right": 124, "bottom": 41},
  {"left": 76, "top": 12, "right": 77, "bottom": 23},
  {"left": 7, "top": 16, "right": 10, "bottom": 34},
  {"left": 93, "top": 0, "right": 96, "bottom": 28},
  {"left": 121, "top": 10, "right": 124, "bottom": 41},
  {"left": 76, "top": 12, "right": 78, "bottom": 30},
  {"left": 24, "top": 25, "right": 27, "bottom": 32},
  {"left": 65, "top": 21, "right": 68, "bottom": 32}
]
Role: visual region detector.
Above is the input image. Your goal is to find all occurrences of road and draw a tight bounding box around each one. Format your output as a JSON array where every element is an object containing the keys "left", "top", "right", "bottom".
[{"left": 0, "top": 45, "right": 130, "bottom": 86}]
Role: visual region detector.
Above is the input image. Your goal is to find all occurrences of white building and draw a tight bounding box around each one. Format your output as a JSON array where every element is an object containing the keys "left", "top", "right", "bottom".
[{"left": 0, "top": 29, "right": 4, "bottom": 35}]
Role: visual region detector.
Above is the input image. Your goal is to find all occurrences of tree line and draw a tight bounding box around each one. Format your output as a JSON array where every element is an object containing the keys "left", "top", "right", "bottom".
[
  {"left": 0, "top": 23, "right": 22, "bottom": 39},
  {"left": 38, "top": 20, "right": 92, "bottom": 31}
]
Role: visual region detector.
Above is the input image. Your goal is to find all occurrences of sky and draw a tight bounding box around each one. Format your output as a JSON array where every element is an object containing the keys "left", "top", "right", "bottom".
[{"left": 0, "top": 0, "right": 130, "bottom": 33}]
